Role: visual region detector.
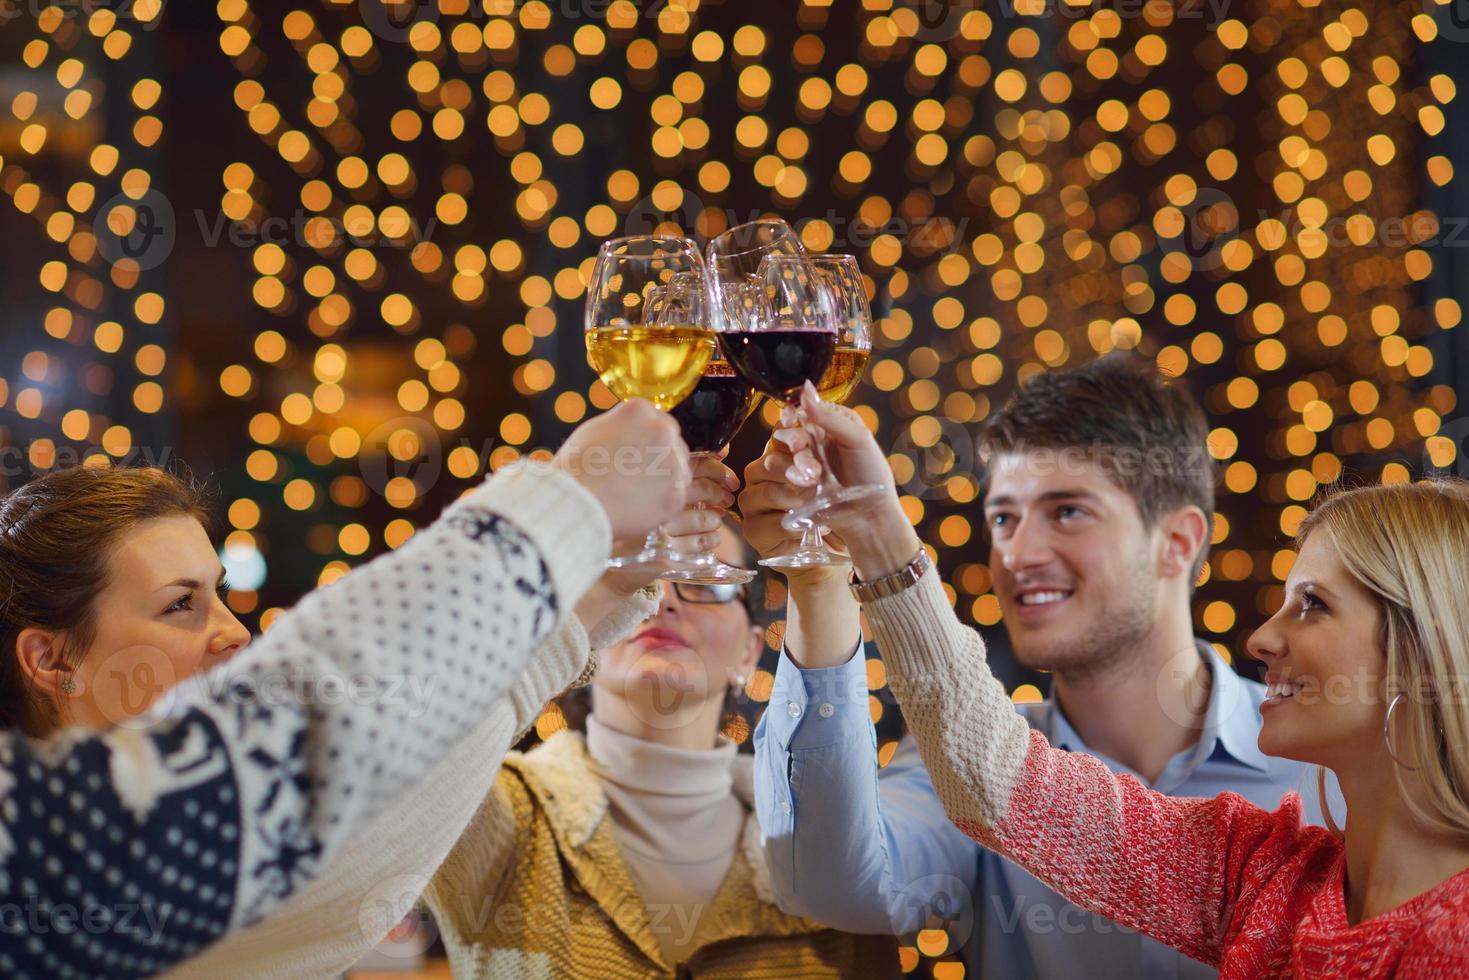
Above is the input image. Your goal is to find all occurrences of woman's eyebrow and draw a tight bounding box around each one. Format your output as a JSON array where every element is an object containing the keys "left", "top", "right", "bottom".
[{"left": 153, "top": 568, "right": 228, "bottom": 594}]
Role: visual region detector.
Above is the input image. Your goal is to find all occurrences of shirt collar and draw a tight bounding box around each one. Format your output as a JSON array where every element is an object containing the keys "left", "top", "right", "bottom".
[
  {"left": 1042, "top": 640, "right": 1271, "bottom": 774},
  {"left": 1195, "top": 641, "right": 1273, "bottom": 773}
]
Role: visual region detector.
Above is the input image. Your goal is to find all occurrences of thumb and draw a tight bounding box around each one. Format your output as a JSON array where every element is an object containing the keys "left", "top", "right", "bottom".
[{"left": 799, "top": 380, "right": 870, "bottom": 447}]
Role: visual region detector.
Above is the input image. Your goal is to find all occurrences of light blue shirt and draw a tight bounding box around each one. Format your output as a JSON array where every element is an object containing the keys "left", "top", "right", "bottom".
[{"left": 755, "top": 640, "right": 1339, "bottom": 979}]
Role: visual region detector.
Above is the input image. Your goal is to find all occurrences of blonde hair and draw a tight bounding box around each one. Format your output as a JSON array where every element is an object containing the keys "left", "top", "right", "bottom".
[{"left": 1297, "top": 479, "right": 1469, "bottom": 842}]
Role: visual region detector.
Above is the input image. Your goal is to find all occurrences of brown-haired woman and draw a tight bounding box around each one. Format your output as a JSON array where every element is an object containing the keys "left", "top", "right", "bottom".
[
  {"left": 0, "top": 399, "right": 691, "bottom": 979},
  {"left": 0, "top": 465, "right": 246, "bottom": 735}
]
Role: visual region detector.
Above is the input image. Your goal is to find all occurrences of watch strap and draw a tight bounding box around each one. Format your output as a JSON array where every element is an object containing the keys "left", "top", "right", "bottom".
[{"left": 848, "top": 547, "right": 932, "bottom": 603}]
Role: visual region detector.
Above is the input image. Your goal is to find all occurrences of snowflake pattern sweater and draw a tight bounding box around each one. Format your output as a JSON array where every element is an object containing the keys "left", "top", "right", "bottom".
[
  {"left": 860, "top": 567, "right": 1469, "bottom": 979},
  {"left": 0, "top": 462, "right": 613, "bottom": 979}
]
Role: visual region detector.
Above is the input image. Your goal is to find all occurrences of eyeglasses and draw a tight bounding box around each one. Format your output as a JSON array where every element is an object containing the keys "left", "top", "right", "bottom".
[{"left": 671, "top": 581, "right": 749, "bottom": 606}]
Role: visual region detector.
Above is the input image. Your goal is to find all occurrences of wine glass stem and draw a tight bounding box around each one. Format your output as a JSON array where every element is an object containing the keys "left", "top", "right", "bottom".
[
  {"left": 793, "top": 402, "right": 840, "bottom": 500},
  {"left": 646, "top": 524, "right": 674, "bottom": 554},
  {"left": 687, "top": 450, "right": 717, "bottom": 559}
]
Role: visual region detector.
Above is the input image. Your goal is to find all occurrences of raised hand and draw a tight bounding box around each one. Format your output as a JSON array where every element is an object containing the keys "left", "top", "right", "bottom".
[
  {"left": 740, "top": 435, "right": 832, "bottom": 565},
  {"left": 664, "top": 447, "right": 741, "bottom": 555},
  {"left": 774, "top": 382, "right": 921, "bottom": 582},
  {"left": 553, "top": 399, "right": 691, "bottom": 544},
  {"left": 597, "top": 449, "right": 741, "bottom": 599}
]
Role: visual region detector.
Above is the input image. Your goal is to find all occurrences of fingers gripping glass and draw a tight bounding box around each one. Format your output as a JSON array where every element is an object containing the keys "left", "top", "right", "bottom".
[
  {"left": 584, "top": 236, "right": 714, "bottom": 579},
  {"left": 652, "top": 273, "right": 757, "bottom": 585}
]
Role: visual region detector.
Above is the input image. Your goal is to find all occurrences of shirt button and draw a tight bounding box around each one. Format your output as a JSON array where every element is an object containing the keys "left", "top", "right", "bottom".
[
  {"left": 787, "top": 702, "right": 801, "bottom": 718},
  {"left": 781, "top": 801, "right": 792, "bottom": 815},
  {"left": 818, "top": 703, "right": 835, "bottom": 718}
]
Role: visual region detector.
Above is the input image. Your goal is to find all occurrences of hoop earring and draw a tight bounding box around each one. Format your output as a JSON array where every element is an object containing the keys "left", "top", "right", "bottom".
[{"left": 1383, "top": 693, "right": 1419, "bottom": 771}]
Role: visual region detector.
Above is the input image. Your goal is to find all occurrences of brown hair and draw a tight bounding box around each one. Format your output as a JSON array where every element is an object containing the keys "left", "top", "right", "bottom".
[
  {"left": 978, "top": 353, "right": 1216, "bottom": 581},
  {"left": 0, "top": 465, "right": 211, "bottom": 736}
]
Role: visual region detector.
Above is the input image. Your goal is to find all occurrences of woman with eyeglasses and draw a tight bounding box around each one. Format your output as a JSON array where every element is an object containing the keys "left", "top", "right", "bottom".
[{"left": 422, "top": 519, "right": 900, "bottom": 978}]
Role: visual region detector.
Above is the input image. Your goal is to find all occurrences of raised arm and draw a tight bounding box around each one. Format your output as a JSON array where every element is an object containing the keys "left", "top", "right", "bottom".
[
  {"left": 743, "top": 447, "right": 981, "bottom": 936},
  {"left": 0, "top": 400, "right": 687, "bottom": 979}
]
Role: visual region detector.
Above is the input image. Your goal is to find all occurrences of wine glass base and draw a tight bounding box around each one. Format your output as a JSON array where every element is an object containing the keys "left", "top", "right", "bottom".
[
  {"left": 759, "top": 547, "right": 851, "bottom": 570},
  {"left": 662, "top": 563, "right": 757, "bottom": 585},
  {"left": 607, "top": 546, "right": 703, "bottom": 581},
  {"left": 782, "top": 482, "right": 888, "bottom": 531}
]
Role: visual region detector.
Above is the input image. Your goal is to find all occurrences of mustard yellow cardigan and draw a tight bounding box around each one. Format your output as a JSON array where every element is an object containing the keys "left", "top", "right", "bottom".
[{"left": 426, "top": 729, "right": 901, "bottom": 979}]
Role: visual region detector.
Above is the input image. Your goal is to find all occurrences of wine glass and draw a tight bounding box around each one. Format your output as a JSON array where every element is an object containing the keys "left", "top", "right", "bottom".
[
  {"left": 653, "top": 273, "right": 759, "bottom": 585},
  {"left": 708, "top": 220, "right": 883, "bottom": 568},
  {"left": 584, "top": 235, "right": 714, "bottom": 577},
  {"left": 763, "top": 253, "right": 877, "bottom": 569}
]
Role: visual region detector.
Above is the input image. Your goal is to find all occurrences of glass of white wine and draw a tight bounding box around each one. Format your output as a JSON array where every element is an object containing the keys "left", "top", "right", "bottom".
[{"left": 585, "top": 235, "right": 714, "bottom": 577}]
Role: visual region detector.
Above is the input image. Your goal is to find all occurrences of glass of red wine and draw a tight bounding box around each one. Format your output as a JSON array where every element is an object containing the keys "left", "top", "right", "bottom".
[
  {"left": 651, "top": 273, "right": 759, "bottom": 585},
  {"left": 708, "top": 220, "right": 882, "bottom": 568}
]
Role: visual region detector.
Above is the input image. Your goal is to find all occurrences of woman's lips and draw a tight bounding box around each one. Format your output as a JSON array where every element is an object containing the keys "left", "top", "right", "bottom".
[{"left": 633, "top": 627, "right": 692, "bottom": 651}]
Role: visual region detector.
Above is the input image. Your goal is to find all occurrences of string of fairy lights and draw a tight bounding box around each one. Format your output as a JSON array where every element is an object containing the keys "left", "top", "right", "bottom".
[{"left": 0, "top": 1, "right": 1461, "bottom": 975}]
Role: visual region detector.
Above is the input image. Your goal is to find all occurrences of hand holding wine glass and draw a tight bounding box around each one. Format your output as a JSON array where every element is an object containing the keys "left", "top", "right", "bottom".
[
  {"left": 553, "top": 398, "right": 691, "bottom": 545},
  {"left": 768, "top": 383, "right": 920, "bottom": 582}
]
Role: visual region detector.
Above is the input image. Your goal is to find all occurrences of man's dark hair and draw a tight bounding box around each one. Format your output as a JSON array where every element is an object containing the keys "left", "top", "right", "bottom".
[{"left": 978, "top": 353, "right": 1216, "bottom": 582}]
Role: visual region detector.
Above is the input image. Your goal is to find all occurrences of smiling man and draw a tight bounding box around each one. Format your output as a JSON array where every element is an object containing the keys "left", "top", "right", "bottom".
[{"left": 747, "top": 354, "right": 1332, "bottom": 979}]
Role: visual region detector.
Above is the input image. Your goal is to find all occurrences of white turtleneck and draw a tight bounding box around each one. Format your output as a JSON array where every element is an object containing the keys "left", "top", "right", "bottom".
[{"left": 585, "top": 715, "right": 747, "bottom": 964}]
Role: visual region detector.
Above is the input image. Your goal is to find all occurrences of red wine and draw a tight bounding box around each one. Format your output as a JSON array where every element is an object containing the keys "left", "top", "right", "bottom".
[
  {"left": 719, "top": 330, "right": 835, "bottom": 402},
  {"left": 670, "top": 364, "right": 760, "bottom": 453}
]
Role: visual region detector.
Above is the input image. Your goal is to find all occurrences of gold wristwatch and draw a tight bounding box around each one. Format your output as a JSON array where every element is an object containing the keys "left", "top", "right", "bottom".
[{"left": 848, "top": 547, "right": 932, "bottom": 602}]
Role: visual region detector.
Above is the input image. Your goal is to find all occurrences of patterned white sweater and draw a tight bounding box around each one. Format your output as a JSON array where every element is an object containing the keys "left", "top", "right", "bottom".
[{"left": 0, "top": 463, "right": 619, "bottom": 979}]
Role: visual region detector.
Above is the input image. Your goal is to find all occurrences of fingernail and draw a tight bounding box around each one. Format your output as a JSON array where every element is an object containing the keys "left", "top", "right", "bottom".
[
  {"left": 725, "top": 471, "right": 741, "bottom": 491},
  {"left": 785, "top": 464, "right": 817, "bottom": 487}
]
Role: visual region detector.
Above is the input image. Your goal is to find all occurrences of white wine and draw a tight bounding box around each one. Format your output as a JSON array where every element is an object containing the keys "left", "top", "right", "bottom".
[
  {"left": 817, "top": 346, "right": 871, "bottom": 405},
  {"left": 586, "top": 325, "right": 714, "bottom": 410}
]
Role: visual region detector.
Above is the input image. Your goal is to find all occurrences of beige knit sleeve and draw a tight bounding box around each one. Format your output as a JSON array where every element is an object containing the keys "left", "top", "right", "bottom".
[
  {"left": 861, "top": 566, "right": 1033, "bottom": 833},
  {"left": 423, "top": 768, "right": 528, "bottom": 949}
]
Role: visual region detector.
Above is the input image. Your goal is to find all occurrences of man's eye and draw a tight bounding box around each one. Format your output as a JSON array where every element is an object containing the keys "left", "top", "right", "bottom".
[
  {"left": 1057, "top": 505, "right": 1082, "bottom": 520},
  {"left": 988, "top": 513, "right": 1010, "bottom": 528}
]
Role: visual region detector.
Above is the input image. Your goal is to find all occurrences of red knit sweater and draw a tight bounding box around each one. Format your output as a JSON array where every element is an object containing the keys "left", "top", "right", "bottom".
[
  {"left": 965, "top": 731, "right": 1469, "bottom": 978},
  {"left": 862, "top": 569, "right": 1469, "bottom": 980}
]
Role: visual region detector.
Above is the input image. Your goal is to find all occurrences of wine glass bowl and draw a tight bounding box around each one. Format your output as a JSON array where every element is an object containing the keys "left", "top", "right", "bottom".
[
  {"left": 584, "top": 236, "right": 718, "bottom": 578},
  {"left": 585, "top": 237, "right": 712, "bottom": 412}
]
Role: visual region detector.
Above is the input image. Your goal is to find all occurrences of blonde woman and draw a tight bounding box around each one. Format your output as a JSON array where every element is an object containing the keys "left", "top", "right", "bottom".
[
  {"left": 756, "top": 384, "right": 1469, "bottom": 977},
  {"left": 423, "top": 521, "right": 900, "bottom": 978}
]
